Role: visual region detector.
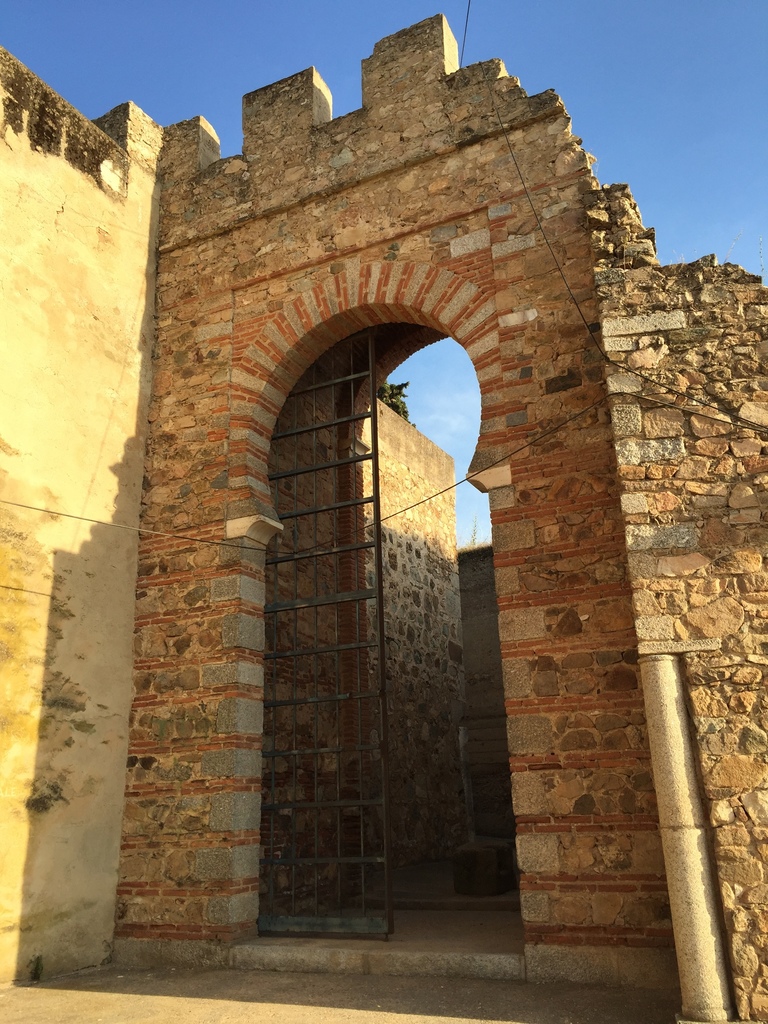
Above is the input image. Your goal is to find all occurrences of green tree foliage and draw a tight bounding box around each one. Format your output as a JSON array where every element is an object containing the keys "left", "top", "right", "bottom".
[{"left": 377, "top": 381, "right": 411, "bottom": 422}]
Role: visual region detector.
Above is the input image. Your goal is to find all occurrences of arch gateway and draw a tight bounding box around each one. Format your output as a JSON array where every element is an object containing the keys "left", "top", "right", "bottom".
[{"left": 1, "top": 15, "right": 767, "bottom": 1024}]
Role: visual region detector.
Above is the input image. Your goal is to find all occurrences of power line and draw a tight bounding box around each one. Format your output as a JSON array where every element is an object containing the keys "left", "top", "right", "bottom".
[
  {"left": 0, "top": 394, "right": 606, "bottom": 579},
  {"left": 459, "top": 0, "right": 473, "bottom": 67},
  {"left": 381, "top": 395, "right": 605, "bottom": 525},
  {"left": 0, "top": 498, "right": 264, "bottom": 554},
  {"left": 0, "top": 582, "right": 52, "bottom": 598},
  {"left": 1, "top": 385, "right": 725, "bottom": 597}
]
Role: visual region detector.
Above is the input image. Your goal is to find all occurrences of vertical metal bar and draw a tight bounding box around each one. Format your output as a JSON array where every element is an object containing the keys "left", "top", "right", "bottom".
[
  {"left": 335, "top": 644, "right": 341, "bottom": 917},
  {"left": 367, "top": 330, "right": 394, "bottom": 935},
  {"left": 268, "top": 546, "right": 276, "bottom": 918},
  {"left": 291, "top": 387, "right": 299, "bottom": 917},
  {"left": 313, "top": 514, "right": 319, "bottom": 917}
]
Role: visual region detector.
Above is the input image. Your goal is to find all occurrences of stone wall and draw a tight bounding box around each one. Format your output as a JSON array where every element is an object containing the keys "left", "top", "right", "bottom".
[
  {"left": 589, "top": 183, "right": 768, "bottom": 1020},
  {"left": 375, "top": 398, "right": 468, "bottom": 866},
  {"left": 458, "top": 545, "right": 514, "bottom": 838},
  {"left": 10, "top": 13, "right": 768, "bottom": 1009},
  {"left": 0, "top": 50, "right": 161, "bottom": 981}
]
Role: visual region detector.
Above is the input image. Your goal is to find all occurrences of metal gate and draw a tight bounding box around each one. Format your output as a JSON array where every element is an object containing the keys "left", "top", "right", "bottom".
[{"left": 259, "top": 329, "right": 393, "bottom": 936}]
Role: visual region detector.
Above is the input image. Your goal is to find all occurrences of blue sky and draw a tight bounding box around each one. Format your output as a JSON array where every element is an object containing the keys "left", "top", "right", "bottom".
[{"left": 4, "top": 2, "right": 765, "bottom": 543}]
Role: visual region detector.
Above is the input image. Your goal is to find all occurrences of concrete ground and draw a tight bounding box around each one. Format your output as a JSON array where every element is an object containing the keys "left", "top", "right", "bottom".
[{"left": 0, "top": 967, "right": 680, "bottom": 1024}]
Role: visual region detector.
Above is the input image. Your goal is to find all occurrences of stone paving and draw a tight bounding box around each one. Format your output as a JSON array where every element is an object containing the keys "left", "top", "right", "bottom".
[{"left": 0, "top": 968, "right": 680, "bottom": 1024}]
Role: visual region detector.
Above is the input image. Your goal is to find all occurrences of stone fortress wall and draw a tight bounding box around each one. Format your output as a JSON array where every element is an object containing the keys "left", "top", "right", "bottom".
[
  {"left": 0, "top": 51, "right": 161, "bottom": 980},
  {"left": 0, "top": 14, "right": 766, "bottom": 1022}
]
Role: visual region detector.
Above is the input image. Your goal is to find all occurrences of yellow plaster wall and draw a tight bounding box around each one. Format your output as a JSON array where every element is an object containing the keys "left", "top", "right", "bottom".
[{"left": 0, "top": 51, "right": 160, "bottom": 981}]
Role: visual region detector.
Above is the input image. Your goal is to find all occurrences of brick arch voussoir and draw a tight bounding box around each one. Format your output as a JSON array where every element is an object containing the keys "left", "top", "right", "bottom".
[{"left": 259, "top": 259, "right": 498, "bottom": 439}]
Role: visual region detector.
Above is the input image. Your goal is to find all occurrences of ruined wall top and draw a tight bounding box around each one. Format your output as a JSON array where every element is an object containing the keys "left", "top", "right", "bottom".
[{"left": 0, "top": 48, "right": 161, "bottom": 194}]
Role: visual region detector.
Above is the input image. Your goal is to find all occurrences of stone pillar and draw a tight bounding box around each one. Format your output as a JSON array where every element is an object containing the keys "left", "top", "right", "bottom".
[{"left": 639, "top": 653, "right": 734, "bottom": 1023}]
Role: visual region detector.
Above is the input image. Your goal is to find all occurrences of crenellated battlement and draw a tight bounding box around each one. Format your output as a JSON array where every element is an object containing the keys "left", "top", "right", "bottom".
[
  {"left": 243, "top": 67, "right": 332, "bottom": 162},
  {"left": 156, "top": 15, "right": 579, "bottom": 250},
  {"left": 361, "top": 14, "right": 458, "bottom": 109},
  {"left": 158, "top": 115, "right": 220, "bottom": 186}
]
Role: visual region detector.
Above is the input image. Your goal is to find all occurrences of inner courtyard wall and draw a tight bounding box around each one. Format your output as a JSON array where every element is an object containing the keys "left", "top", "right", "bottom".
[
  {"left": 374, "top": 398, "right": 468, "bottom": 866},
  {"left": 0, "top": 51, "right": 161, "bottom": 981}
]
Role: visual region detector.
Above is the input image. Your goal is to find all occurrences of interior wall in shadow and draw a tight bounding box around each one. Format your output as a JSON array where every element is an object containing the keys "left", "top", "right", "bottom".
[{"left": 458, "top": 545, "right": 515, "bottom": 840}]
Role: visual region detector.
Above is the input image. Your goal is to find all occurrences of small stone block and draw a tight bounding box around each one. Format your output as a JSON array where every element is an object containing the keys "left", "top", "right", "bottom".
[{"left": 453, "top": 840, "right": 517, "bottom": 896}]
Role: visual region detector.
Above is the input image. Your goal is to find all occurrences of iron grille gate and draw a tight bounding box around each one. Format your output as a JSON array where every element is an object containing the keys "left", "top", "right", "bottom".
[{"left": 259, "top": 330, "right": 393, "bottom": 936}]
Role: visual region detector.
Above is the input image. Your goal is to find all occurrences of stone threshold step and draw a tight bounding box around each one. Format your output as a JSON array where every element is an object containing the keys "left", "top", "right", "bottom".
[
  {"left": 230, "top": 943, "right": 526, "bottom": 981},
  {"left": 366, "top": 893, "right": 520, "bottom": 912}
]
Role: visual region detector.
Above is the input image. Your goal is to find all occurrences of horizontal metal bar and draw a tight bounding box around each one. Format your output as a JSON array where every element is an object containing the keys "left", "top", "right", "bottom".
[
  {"left": 264, "top": 639, "right": 377, "bottom": 661},
  {"left": 272, "top": 495, "right": 373, "bottom": 523},
  {"left": 270, "top": 451, "right": 371, "bottom": 482},
  {"left": 260, "top": 855, "right": 385, "bottom": 866},
  {"left": 264, "top": 690, "right": 380, "bottom": 710},
  {"left": 257, "top": 915, "right": 388, "bottom": 936},
  {"left": 263, "top": 743, "right": 379, "bottom": 759},
  {"left": 267, "top": 539, "right": 375, "bottom": 567},
  {"left": 271, "top": 410, "right": 370, "bottom": 441},
  {"left": 266, "top": 588, "right": 375, "bottom": 614},
  {"left": 262, "top": 797, "right": 384, "bottom": 811},
  {"left": 289, "top": 368, "right": 370, "bottom": 397}
]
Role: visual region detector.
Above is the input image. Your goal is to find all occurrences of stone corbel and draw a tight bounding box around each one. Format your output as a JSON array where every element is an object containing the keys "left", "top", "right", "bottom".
[
  {"left": 467, "top": 463, "right": 512, "bottom": 493},
  {"left": 466, "top": 446, "right": 512, "bottom": 494},
  {"left": 225, "top": 514, "right": 283, "bottom": 549}
]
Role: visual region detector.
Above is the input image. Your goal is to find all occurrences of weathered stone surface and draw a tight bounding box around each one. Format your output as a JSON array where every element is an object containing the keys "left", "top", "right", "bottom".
[
  {"left": 712, "top": 549, "right": 763, "bottom": 574},
  {"left": 643, "top": 407, "right": 685, "bottom": 438},
  {"left": 742, "top": 790, "right": 768, "bottom": 825},
  {"left": 502, "top": 658, "right": 532, "bottom": 699},
  {"left": 611, "top": 403, "right": 643, "bottom": 435},
  {"left": 625, "top": 524, "right": 697, "bottom": 550},
  {"left": 615, "top": 438, "right": 686, "bottom": 465},
  {"left": 507, "top": 715, "right": 553, "bottom": 755},
  {"left": 679, "top": 597, "right": 744, "bottom": 639},
  {"left": 690, "top": 413, "right": 731, "bottom": 437},
  {"left": 501, "top": 607, "right": 546, "bottom": 641},
  {"left": 602, "top": 310, "right": 686, "bottom": 336},
  {"left": 739, "top": 401, "right": 768, "bottom": 428},
  {"left": 710, "top": 799, "right": 736, "bottom": 826},
  {"left": 707, "top": 756, "right": 768, "bottom": 793},
  {"left": 729, "top": 483, "right": 759, "bottom": 508},
  {"left": 377, "top": 403, "right": 468, "bottom": 865},
  {"left": 620, "top": 492, "right": 648, "bottom": 514},
  {"left": 516, "top": 833, "right": 559, "bottom": 875},
  {"left": 657, "top": 553, "right": 711, "bottom": 576}
]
